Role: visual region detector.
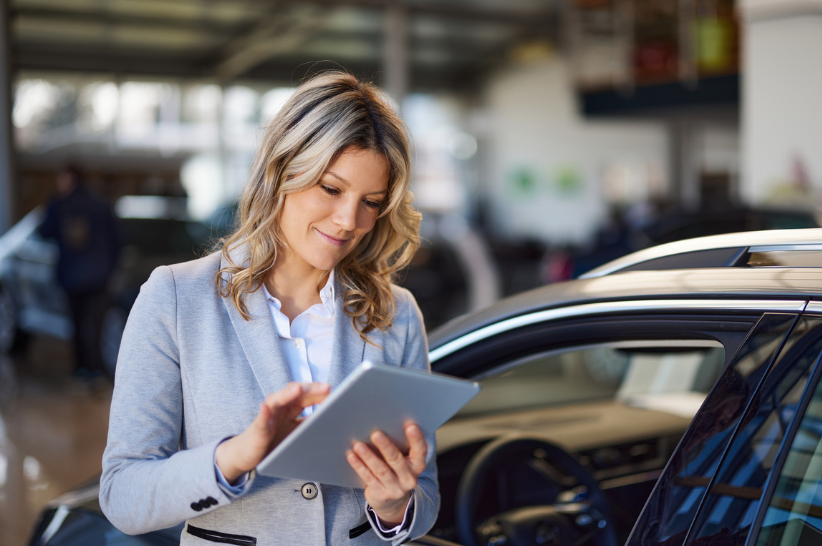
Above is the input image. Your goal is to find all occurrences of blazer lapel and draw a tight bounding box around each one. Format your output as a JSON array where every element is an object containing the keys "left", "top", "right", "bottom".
[
  {"left": 327, "top": 276, "right": 366, "bottom": 389},
  {"left": 220, "top": 246, "right": 292, "bottom": 396}
]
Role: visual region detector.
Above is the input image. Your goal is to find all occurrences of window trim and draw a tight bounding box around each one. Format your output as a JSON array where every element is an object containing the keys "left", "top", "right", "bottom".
[{"left": 430, "top": 299, "right": 808, "bottom": 364}]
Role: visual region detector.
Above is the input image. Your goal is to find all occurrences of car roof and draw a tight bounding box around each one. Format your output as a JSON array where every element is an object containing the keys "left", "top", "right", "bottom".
[
  {"left": 581, "top": 228, "right": 822, "bottom": 278},
  {"left": 428, "top": 266, "right": 822, "bottom": 360}
]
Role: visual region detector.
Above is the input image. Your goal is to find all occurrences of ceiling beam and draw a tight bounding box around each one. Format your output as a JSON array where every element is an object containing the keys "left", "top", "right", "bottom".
[
  {"left": 10, "top": 0, "right": 556, "bottom": 35},
  {"left": 9, "top": 6, "right": 248, "bottom": 35},
  {"left": 261, "top": 0, "right": 556, "bottom": 27},
  {"left": 212, "top": 5, "right": 342, "bottom": 83},
  {"left": 13, "top": 43, "right": 213, "bottom": 80}
]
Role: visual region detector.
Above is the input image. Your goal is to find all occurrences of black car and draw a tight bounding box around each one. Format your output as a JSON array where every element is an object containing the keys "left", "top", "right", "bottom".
[
  {"left": 0, "top": 203, "right": 215, "bottom": 376},
  {"left": 27, "top": 228, "right": 822, "bottom": 546}
]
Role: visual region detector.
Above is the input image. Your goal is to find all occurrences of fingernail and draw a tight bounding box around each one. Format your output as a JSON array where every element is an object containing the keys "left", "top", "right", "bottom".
[
  {"left": 373, "top": 431, "right": 386, "bottom": 442},
  {"left": 354, "top": 442, "right": 368, "bottom": 454}
]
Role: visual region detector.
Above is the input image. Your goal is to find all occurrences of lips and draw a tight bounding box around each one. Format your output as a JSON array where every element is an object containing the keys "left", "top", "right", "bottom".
[{"left": 317, "top": 229, "right": 348, "bottom": 247}]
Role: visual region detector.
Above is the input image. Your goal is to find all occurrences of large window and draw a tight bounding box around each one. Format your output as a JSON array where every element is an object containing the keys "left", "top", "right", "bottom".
[{"left": 755, "top": 364, "right": 822, "bottom": 545}]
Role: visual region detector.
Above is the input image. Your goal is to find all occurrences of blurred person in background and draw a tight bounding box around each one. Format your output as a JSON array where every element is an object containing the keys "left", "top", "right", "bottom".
[{"left": 39, "top": 165, "right": 121, "bottom": 380}]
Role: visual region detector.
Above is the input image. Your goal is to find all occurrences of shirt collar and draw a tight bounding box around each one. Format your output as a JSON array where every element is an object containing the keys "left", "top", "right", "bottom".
[
  {"left": 262, "top": 269, "right": 336, "bottom": 317},
  {"left": 319, "top": 269, "right": 336, "bottom": 313}
]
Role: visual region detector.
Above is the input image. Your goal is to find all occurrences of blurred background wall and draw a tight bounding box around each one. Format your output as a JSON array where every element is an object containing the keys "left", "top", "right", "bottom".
[{"left": 1, "top": 0, "right": 821, "bottom": 305}]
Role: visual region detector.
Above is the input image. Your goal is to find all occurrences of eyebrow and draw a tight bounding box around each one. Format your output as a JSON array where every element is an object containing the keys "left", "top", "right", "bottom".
[{"left": 324, "top": 170, "right": 388, "bottom": 195}]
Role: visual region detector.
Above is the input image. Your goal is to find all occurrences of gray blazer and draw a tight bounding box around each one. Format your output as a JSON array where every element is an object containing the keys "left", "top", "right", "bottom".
[{"left": 100, "top": 248, "right": 439, "bottom": 546}]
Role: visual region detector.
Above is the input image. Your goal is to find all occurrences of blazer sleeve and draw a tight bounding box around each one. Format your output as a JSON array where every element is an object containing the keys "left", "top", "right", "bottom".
[
  {"left": 99, "top": 266, "right": 246, "bottom": 535},
  {"left": 373, "top": 288, "right": 440, "bottom": 545}
]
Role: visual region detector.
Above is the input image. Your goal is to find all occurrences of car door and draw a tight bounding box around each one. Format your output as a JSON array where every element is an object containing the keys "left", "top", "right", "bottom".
[
  {"left": 626, "top": 305, "right": 822, "bottom": 546},
  {"left": 428, "top": 298, "right": 806, "bottom": 545}
]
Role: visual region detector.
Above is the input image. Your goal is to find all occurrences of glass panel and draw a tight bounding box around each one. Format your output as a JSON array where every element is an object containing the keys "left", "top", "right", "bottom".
[
  {"left": 748, "top": 251, "right": 822, "bottom": 269},
  {"left": 456, "top": 341, "right": 725, "bottom": 419},
  {"left": 686, "top": 317, "right": 822, "bottom": 544},
  {"left": 754, "top": 361, "right": 822, "bottom": 545},
  {"left": 626, "top": 313, "right": 798, "bottom": 546}
]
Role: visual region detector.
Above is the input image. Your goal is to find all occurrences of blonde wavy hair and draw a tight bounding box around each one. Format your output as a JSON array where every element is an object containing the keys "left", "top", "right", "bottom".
[{"left": 217, "top": 71, "right": 421, "bottom": 339}]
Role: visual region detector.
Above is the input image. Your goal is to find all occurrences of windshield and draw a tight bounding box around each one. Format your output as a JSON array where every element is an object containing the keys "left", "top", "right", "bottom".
[{"left": 456, "top": 341, "right": 725, "bottom": 418}]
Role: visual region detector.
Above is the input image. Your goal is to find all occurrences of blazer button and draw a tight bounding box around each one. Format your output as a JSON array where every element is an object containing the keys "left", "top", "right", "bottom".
[
  {"left": 205, "top": 496, "right": 218, "bottom": 507},
  {"left": 190, "top": 501, "right": 203, "bottom": 512},
  {"left": 301, "top": 483, "right": 318, "bottom": 500}
]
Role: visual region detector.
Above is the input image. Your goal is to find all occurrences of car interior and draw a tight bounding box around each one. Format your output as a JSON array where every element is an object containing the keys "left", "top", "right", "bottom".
[{"left": 428, "top": 340, "right": 728, "bottom": 545}]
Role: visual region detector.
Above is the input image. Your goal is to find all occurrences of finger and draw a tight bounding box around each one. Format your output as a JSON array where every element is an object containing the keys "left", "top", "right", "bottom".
[
  {"left": 279, "top": 383, "right": 331, "bottom": 422},
  {"left": 372, "top": 431, "right": 417, "bottom": 491},
  {"left": 405, "top": 424, "right": 428, "bottom": 476},
  {"left": 262, "top": 383, "right": 303, "bottom": 412},
  {"left": 346, "top": 449, "right": 380, "bottom": 488},
  {"left": 297, "top": 383, "right": 331, "bottom": 406},
  {"left": 354, "top": 440, "right": 401, "bottom": 490},
  {"left": 263, "top": 383, "right": 328, "bottom": 423},
  {"left": 254, "top": 402, "right": 275, "bottom": 428}
]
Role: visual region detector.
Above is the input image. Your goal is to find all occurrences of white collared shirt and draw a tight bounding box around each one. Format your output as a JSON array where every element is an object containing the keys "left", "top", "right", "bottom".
[{"left": 262, "top": 271, "right": 336, "bottom": 416}]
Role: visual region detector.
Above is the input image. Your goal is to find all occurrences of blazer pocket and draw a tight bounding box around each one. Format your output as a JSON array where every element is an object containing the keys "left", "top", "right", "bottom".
[{"left": 186, "top": 524, "right": 257, "bottom": 545}]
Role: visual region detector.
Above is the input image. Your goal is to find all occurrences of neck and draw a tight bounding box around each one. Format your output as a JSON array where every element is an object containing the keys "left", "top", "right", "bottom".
[{"left": 264, "top": 253, "right": 330, "bottom": 322}]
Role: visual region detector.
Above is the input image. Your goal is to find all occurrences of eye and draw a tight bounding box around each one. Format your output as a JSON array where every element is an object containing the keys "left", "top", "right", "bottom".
[
  {"left": 320, "top": 184, "right": 340, "bottom": 196},
  {"left": 364, "top": 199, "right": 382, "bottom": 210}
]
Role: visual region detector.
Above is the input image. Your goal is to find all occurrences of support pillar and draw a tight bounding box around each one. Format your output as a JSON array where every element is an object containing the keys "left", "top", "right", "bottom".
[
  {"left": 0, "top": 0, "right": 14, "bottom": 233},
  {"left": 669, "top": 119, "right": 700, "bottom": 209},
  {"left": 739, "top": 0, "right": 822, "bottom": 206},
  {"left": 383, "top": 4, "right": 409, "bottom": 106}
]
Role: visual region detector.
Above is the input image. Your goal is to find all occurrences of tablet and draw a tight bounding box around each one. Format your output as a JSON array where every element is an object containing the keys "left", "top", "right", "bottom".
[{"left": 256, "top": 361, "right": 480, "bottom": 488}]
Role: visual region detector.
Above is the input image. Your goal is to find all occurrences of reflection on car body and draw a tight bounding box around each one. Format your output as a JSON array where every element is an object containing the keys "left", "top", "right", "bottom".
[{"left": 25, "top": 228, "right": 822, "bottom": 546}]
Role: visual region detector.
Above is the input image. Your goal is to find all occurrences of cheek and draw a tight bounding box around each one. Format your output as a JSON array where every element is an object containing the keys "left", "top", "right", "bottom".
[
  {"left": 357, "top": 209, "right": 380, "bottom": 227},
  {"left": 358, "top": 212, "right": 380, "bottom": 233}
]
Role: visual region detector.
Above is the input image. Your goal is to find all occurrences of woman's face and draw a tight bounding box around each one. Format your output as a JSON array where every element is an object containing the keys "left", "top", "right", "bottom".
[{"left": 278, "top": 147, "right": 390, "bottom": 274}]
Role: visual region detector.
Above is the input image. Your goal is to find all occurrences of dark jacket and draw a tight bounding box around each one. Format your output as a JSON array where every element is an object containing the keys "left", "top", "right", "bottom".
[{"left": 39, "top": 187, "right": 121, "bottom": 292}]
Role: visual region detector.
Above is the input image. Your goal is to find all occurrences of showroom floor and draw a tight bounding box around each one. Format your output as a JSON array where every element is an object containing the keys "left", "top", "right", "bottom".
[{"left": 0, "top": 336, "right": 113, "bottom": 546}]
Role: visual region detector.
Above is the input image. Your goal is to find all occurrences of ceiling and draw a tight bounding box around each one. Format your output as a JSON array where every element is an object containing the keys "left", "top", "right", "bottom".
[{"left": 9, "top": 0, "right": 561, "bottom": 93}]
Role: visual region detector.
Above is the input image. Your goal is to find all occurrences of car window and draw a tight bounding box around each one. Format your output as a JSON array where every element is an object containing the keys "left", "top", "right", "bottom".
[
  {"left": 455, "top": 341, "right": 725, "bottom": 419},
  {"left": 626, "top": 313, "right": 798, "bottom": 546},
  {"left": 753, "top": 345, "right": 822, "bottom": 545},
  {"left": 684, "top": 316, "right": 822, "bottom": 544}
]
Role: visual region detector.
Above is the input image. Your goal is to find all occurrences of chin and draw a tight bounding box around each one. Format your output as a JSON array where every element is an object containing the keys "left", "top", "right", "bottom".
[{"left": 308, "top": 256, "right": 343, "bottom": 272}]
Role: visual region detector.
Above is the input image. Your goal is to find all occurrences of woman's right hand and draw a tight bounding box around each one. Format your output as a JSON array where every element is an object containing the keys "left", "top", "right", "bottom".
[{"left": 216, "top": 382, "right": 331, "bottom": 483}]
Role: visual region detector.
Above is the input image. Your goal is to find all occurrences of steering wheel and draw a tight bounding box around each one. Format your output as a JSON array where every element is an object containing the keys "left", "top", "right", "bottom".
[{"left": 455, "top": 435, "right": 619, "bottom": 546}]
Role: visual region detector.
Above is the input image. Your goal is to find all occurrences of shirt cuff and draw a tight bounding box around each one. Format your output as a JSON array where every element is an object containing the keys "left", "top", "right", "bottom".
[
  {"left": 213, "top": 437, "right": 250, "bottom": 496},
  {"left": 367, "top": 497, "right": 415, "bottom": 537}
]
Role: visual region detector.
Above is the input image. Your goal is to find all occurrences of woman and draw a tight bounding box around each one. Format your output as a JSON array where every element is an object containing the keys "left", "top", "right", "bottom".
[{"left": 100, "top": 72, "right": 439, "bottom": 546}]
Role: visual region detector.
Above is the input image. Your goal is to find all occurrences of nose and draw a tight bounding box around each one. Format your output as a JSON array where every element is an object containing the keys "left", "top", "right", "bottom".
[{"left": 332, "top": 197, "right": 358, "bottom": 231}]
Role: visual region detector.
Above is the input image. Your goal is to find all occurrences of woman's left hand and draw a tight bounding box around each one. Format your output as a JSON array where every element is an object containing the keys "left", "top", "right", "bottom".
[{"left": 346, "top": 423, "right": 428, "bottom": 527}]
